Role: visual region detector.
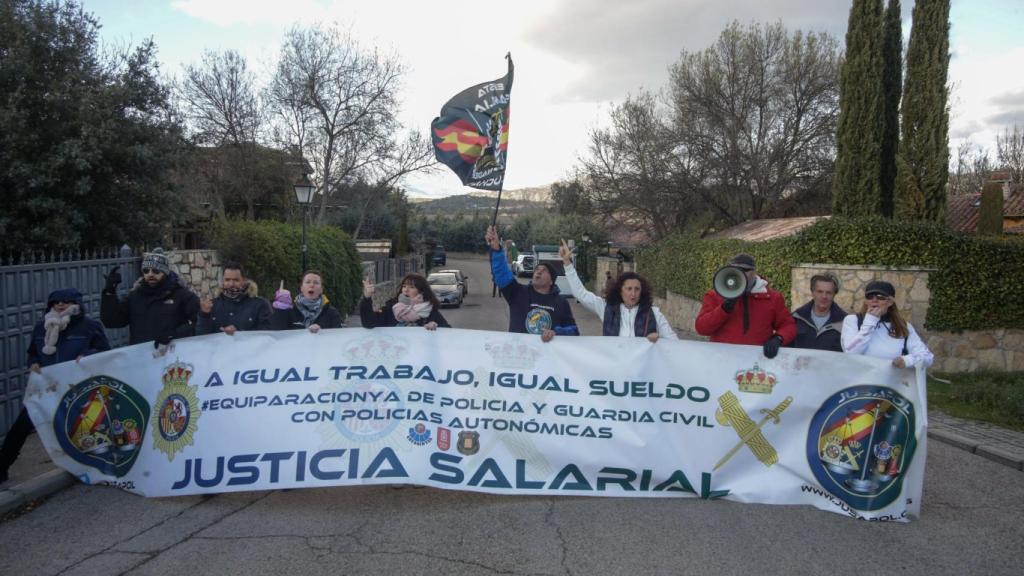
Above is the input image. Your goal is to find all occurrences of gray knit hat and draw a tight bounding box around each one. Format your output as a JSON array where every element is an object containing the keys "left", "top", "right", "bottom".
[{"left": 141, "top": 248, "right": 171, "bottom": 274}]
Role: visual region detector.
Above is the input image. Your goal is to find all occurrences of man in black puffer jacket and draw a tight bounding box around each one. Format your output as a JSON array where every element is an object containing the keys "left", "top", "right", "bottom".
[
  {"left": 101, "top": 248, "right": 200, "bottom": 347},
  {"left": 196, "top": 262, "right": 271, "bottom": 335}
]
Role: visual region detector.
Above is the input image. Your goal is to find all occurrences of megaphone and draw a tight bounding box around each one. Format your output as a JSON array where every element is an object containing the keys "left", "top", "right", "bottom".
[{"left": 713, "top": 266, "right": 749, "bottom": 299}]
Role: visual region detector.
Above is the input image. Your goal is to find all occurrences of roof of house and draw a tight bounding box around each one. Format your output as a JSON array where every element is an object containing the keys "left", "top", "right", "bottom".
[
  {"left": 946, "top": 189, "right": 1024, "bottom": 234},
  {"left": 704, "top": 216, "right": 827, "bottom": 242}
]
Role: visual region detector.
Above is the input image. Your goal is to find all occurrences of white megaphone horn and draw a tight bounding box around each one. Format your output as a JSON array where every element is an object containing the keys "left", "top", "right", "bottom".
[{"left": 713, "top": 266, "right": 749, "bottom": 299}]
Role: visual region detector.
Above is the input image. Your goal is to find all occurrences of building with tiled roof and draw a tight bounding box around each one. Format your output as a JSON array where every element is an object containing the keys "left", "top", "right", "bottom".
[{"left": 946, "top": 180, "right": 1024, "bottom": 234}]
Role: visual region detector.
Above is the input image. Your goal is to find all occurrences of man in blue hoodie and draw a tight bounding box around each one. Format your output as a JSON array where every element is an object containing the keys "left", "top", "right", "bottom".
[
  {"left": 1, "top": 288, "right": 111, "bottom": 483},
  {"left": 486, "top": 226, "right": 578, "bottom": 342}
]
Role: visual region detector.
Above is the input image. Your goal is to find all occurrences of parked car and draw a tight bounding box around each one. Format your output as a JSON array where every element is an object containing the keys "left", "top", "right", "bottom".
[
  {"left": 427, "top": 272, "right": 462, "bottom": 307},
  {"left": 512, "top": 254, "right": 535, "bottom": 277},
  {"left": 432, "top": 245, "right": 447, "bottom": 266},
  {"left": 437, "top": 269, "right": 469, "bottom": 296}
]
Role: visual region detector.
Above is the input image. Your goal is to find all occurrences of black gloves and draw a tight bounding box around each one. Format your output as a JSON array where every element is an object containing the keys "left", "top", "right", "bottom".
[
  {"left": 721, "top": 298, "right": 736, "bottom": 313},
  {"left": 104, "top": 266, "right": 122, "bottom": 292},
  {"left": 763, "top": 335, "right": 783, "bottom": 359}
]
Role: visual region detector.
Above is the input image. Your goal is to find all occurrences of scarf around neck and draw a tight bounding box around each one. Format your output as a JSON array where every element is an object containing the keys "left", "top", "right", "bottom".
[
  {"left": 295, "top": 295, "right": 324, "bottom": 328},
  {"left": 392, "top": 294, "right": 432, "bottom": 325},
  {"left": 43, "top": 304, "right": 80, "bottom": 354}
]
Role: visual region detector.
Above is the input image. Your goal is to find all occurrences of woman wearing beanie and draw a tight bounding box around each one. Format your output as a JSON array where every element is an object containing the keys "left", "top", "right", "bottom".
[
  {"left": 841, "top": 280, "right": 933, "bottom": 369},
  {"left": 360, "top": 273, "right": 450, "bottom": 330},
  {"left": 270, "top": 270, "right": 344, "bottom": 332},
  {"left": 1, "top": 288, "right": 110, "bottom": 483}
]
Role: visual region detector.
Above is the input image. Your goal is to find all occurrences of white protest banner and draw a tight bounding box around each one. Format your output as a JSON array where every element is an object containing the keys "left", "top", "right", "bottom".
[{"left": 24, "top": 328, "right": 926, "bottom": 521}]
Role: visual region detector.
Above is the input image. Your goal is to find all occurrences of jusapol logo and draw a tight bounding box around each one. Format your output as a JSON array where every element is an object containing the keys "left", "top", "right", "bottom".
[
  {"left": 806, "top": 386, "right": 917, "bottom": 512},
  {"left": 53, "top": 376, "right": 150, "bottom": 478}
]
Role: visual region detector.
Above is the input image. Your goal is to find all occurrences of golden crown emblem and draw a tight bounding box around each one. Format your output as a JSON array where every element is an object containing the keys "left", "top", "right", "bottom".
[
  {"left": 162, "top": 361, "right": 194, "bottom": 387},
  {"left": 734, "top": 363, "right": 777, "bottom": 394}
]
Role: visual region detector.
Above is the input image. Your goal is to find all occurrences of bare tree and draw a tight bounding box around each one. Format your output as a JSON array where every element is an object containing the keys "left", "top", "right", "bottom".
[
  {"left": 578, "top": 91, "right": 705, "bottom": 240},
  {"left": 996, "top": 124, "right": 1024, "bottom": 184},
  {"left": 177, "top": 50, "right": 266, "bottom": 218},
  {"left": 269, "top": 24, "right": 431, "bottom": 226},
  {"left": 667, "top": 21, "right": 839, "bottom": 223},
  {"left": 948, "top": 139, "right": 993, "bottom": 196}
]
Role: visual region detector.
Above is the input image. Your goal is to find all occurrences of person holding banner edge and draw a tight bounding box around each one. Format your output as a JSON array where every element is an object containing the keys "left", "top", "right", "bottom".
[
  {"left": 1, "top": 288, "right": 111, "bottom": 484},
  {"left": 695, "top": 253, "right": 795, "bottom": 357},
  {"left": 841, "top": 280, "right": 933, "bottom": 368},
  {"left": 486, "top": 225, "right": 578, "bottom": 342},
  {"left": 558, "top": 240, "right": 677, "bottom": 341}
]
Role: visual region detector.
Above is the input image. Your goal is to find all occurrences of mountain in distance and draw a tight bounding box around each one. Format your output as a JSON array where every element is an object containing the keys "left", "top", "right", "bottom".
[{"left": 411, "top": 184, "right": 553, "bottom": 215}]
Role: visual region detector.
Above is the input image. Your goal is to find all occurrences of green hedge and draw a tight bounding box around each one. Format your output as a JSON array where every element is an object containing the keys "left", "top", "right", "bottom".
[
  {"left": 637, "top": 217, "right": 1024, "bottom": 331},
  {"left": 208, "top": 219, "right": 363, "bottom": 315}
]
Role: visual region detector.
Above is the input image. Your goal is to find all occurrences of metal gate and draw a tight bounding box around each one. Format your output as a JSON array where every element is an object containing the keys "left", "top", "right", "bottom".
[{"left": 0, "top": 249, "right": 141, "bottom": 436}]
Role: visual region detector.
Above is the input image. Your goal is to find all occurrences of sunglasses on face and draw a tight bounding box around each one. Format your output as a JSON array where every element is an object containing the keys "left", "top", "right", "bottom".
[
  {"left": 142, "top": 268, "right": 162, "bottom": 275},
  {"left": 866, "top": 293, "right": 889, "bottom": 301},
  {"left": 54, "top": 300, "right": 75, "bottom": 305}
]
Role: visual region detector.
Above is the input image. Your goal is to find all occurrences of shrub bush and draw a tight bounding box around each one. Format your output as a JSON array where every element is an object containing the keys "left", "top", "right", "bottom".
[
  {"left": 209, "top": 219, "right": 363, "bottom": 315},
  {"left": 638, "top": 217, "right": 1024, "bottom": 331}
]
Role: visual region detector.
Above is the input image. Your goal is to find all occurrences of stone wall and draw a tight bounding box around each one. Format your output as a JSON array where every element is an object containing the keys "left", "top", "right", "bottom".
[
  {"left": 167, "top": 249, "right": 222, "bottom": 298},
  {"left": 647, "top": 261, "right": 1024, "bottom": 372}
]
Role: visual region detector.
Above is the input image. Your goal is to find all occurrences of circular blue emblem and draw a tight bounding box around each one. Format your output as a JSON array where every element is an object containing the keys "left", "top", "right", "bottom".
[
  {"left": 524, "top": 308, "right": 552, "bottom": 334},
  {"left": 53, "top": 376, "right": 150, "bottom": 478},
  {"left": 806, "top": 386, "right": 917, "bottom": 512}
]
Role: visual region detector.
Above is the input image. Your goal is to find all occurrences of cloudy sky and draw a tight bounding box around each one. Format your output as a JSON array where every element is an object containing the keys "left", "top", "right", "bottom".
[{"left": 81, "top": 0, "right": 1024, "bottom": 198}]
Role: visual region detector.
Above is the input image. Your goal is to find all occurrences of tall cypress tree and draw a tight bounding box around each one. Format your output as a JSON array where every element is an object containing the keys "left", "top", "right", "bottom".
[
  {"left": 880, "top": 0, "right": 903, "bottom": 217},
  {"left": 833, "top": 0, "right": 885, "bottom": 217},
  {"left": 895, "top": 0, "right": 950, "bottom": 221}
]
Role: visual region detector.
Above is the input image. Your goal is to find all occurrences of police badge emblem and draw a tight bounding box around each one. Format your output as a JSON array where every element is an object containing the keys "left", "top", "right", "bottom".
[
  {"left": 457, "top": 431, "right": 480, "bottom": 455},
  {"left": 151, "top": 361, "right": 202, "bottom": 461},
  {"left": 806, "top": 386, "right": 917, "bottom": 512},
  {"left": 53, "top": 375, "right": 150, "bottom": 478},
  {"left": 407, "top": 422, "right": 432, "bottom": 446},
  {"left": 524, "top": 308, "right": 553, "bottom": 335}
]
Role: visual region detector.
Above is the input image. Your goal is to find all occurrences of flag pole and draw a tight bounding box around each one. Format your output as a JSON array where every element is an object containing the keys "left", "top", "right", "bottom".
[{"left": 491, "top": 52, "right": 512, "bottom": 228}]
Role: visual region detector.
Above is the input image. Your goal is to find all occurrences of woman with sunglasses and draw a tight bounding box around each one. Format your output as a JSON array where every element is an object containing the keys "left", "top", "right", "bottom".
[
  {"left": 1, "top": 288, "right": 111, "bottom": 483},
  {"left": 841, "top": 280, "right": 933, "bottom": 368}
]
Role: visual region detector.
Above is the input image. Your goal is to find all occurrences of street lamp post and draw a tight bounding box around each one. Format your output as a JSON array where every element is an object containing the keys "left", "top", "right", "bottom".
[
  {"left": 580, "top": 232, "right": 591, "bottom": 284},
  {"left": 293, "top": 174, "right": 315, "bottom": 272}
]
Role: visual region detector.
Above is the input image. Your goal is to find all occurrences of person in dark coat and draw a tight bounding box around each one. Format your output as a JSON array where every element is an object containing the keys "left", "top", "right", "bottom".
[
  {"left": 486, "top": 226, "right": 578, "bottom": 342},
  {"left": 196, "top": 262, "right": 271, "bottom": 335},
  {"left": 100, "top": 248, "right": 200, "bottom": 348},
  {"left": 360, "top": 273, "right": 450, "bottom": 330},
  {"left": 270, "top": 270, "right": 344, "bottom": 332},
  {"left": 791, "top": 274, "right": 846, "bottom": 352},
  {"left": 1, "top": 288, "right": 111, "bottom": 483}
]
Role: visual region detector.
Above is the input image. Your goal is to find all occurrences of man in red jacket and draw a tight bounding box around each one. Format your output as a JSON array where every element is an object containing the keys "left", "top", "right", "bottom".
[{"left": 695, "top": 254, "right": 796, "bottom": 358}]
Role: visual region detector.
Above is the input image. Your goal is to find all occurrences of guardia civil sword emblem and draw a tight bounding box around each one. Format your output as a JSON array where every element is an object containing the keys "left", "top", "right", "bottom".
[
  {"left": 713, "top": 392, "right": 792, "bottom": 471},
  {"left": 151, "top": 361, "right": 202, "bottom": 461}
]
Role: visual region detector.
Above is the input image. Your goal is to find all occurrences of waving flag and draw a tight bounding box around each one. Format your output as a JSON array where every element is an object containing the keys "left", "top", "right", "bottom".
[{"left": 431, "top": 55, "right": 513, "bottom": 191}]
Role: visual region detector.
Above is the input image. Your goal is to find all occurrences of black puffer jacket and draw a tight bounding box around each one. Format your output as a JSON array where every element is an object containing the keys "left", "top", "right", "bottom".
[
  {"left": 196, "top": 282, "right": 272, "bottom": 335},
  {"left": 101, "top": 273, "right": 200, "bottom": 345}
]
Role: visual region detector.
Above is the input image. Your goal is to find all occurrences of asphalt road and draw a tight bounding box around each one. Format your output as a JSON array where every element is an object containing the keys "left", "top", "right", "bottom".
[{"left": 1, "top": 256, "right": 1022, "bottom": 576}]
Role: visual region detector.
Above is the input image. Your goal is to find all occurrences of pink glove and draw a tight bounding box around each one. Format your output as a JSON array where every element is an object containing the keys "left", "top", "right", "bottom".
[{"left": 273, "top": 288, "right": 293, "bottom": 310}]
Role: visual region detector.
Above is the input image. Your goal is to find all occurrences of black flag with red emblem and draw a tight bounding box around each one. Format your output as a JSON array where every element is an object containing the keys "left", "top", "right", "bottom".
[{"left": 431, "top": 54, "right": 513, "bottom": 192}]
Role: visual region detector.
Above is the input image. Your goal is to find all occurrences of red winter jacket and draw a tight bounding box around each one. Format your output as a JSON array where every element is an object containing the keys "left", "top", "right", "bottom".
[{"left": 695, "top": 287, "right": 797, "bottom": 346}]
